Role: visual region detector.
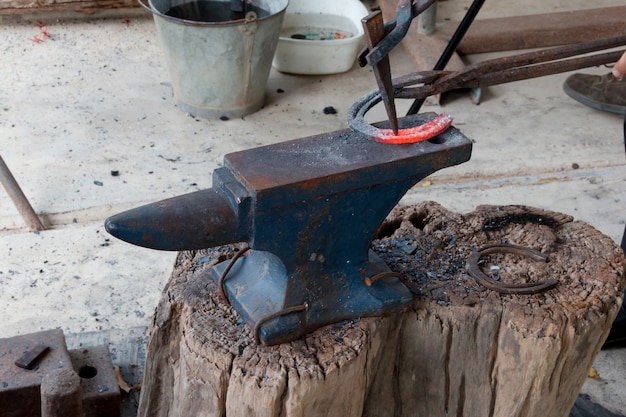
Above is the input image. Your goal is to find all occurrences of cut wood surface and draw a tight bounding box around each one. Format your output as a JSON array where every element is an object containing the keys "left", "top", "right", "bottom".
[{"left": 138, "top": 202, "right": 625, "bottom": 417}]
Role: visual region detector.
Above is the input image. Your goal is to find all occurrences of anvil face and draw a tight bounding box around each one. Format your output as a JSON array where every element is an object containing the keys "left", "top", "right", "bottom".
[{"left": 105, "top": 113, "right": 473, "bottom": 345}]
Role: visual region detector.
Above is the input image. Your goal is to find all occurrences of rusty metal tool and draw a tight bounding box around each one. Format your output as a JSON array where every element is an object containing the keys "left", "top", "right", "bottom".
[
  {"left": 362, "top": 11, "right": 398, "bottom": 135},
  {"left": 1, "top": 329, "right": 121, "bottom": 417},
  {"left": 105, "top": 113, "right": 473, "bottom": 345},
  {"left": 14, "top": 344, "right": 50, "bottom": 370},
  {"left": 358, "top": 0, "right": 626, "bottom": 126},
  {"left": 349, "top": 35, "right": 626, "bottom": 137},
  {"left": 41, "top": 368, "right": 83, "bottom": 417},
  {"left": 391, "top": 35, "right": 626, "bottom": 102},
  {"left": 359, "top": 0, "right": 437, "bottom": 135},
  {"left": 1, "top": 330, "right": 73, "bottom": 417}
]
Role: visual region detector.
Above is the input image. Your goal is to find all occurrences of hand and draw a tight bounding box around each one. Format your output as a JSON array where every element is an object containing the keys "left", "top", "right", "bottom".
[{"left": 612, "top": 51, "right": 626, "bottom": 79}]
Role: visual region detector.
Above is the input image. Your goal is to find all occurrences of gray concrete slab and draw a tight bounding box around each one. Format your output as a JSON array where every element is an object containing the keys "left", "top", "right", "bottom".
[{"left": 0, "top": 1, "right": 625, "bottom": 415}]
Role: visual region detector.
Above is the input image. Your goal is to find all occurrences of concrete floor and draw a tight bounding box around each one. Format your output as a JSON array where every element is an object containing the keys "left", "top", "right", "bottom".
[{"left": 1, "top": 0, "right": 625, "bottom": 415}]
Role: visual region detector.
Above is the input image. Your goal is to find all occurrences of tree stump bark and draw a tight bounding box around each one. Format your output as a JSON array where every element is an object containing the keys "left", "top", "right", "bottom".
[{"left": 138, "top": 202, "right": 626, "bottom": 417}]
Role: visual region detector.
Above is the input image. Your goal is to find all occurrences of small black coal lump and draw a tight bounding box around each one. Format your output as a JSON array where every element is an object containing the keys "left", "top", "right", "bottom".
[{"left": 323, "top": 106, "right": 337, "bottom": 115}]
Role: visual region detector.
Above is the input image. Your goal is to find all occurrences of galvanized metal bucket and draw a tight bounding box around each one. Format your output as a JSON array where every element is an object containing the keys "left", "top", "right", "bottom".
[{"left": 142, "top": 0, "right": 288, "bottom": 119}]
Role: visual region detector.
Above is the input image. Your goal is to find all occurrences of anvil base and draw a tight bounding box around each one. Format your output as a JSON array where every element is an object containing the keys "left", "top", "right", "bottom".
[{"left": 212, "top": 250, "right": 412, "bottom": 345}]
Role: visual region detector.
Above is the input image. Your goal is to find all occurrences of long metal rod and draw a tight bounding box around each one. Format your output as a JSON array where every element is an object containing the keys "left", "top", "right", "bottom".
[
  {"left": 407, "top": 0, "right": 487, "bottom": 115},
  {"left": 393, "top": 39, "right": 626, "bottom": 100},
  {"left": 0, "top": 155, "right": 45, "bottom": 231}
]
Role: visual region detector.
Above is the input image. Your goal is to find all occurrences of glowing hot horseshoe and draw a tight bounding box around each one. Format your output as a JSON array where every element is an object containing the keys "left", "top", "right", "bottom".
[
  {"left": 373, "top": 113, "right": 453, "bottom": 144},
  {"left": 347, "top": 88, "right": 454, "bottom": 144}
]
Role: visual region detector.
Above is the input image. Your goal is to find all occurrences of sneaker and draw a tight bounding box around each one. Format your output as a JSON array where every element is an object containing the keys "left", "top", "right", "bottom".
[{"left": 563, "top": 73, "right": 626, "bottom": 115}]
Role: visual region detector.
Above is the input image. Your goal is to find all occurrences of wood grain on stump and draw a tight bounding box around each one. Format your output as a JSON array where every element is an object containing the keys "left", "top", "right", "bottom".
[{"left": 138, "top": 202, "right": 625, "bottom": 417}]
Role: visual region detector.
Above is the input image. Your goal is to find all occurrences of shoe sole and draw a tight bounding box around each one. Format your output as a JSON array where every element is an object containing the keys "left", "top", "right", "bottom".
[{"left": 563, "top": 83, "right": 626, "bottom": 115}]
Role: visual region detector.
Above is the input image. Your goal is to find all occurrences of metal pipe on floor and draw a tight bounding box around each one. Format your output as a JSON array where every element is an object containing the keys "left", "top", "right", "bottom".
[{"left": 0, "top": 155, "right": 45, "bottom": 231}]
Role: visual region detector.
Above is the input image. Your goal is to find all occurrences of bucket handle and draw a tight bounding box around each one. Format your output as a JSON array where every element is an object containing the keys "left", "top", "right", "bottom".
[
  {"left": 138, "top": 0, "right": 259, "bottom": 27},
  {"left": 240, "top": 11, "right": 259, "bottom": 35}
]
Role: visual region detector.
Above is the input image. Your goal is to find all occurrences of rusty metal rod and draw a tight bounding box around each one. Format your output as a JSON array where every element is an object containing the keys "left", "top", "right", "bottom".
[
  {"left": 217, "top": 244, "right": 251, "bottom": 305},
  {"left": 426, "top": 35, "right": 626, "bottom": 92},
  {"left": 363, "top": 11, "right": 399, "bottom": 135},
  {"left": 393, "top": 35, "right": 626, "bottom": 100},
  {"left": 0, "top": 155, "right": 44, "bottom": 231},
  {"left": 395, "top": 50, "right": 626, "bottom": 99},
  {"left": 468, "top": 51, "right": 624, "bottom": 88},
  {"left": 253, "top": 302, "right": 308, "bottom": 345},
  {"left": 402, "top": 35, "right": 626, "bottom": 103},
  {"left": 364, "top": 271, "right": 404, "bottom": 287}
]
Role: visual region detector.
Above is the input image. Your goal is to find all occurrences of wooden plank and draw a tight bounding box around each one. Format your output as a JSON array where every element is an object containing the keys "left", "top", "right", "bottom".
[
  {"left": 0, "top": 0, "right": 139, "bottom": 15},
  {"left": 436, "top": 6, "right": 626, "bottom": 54}
]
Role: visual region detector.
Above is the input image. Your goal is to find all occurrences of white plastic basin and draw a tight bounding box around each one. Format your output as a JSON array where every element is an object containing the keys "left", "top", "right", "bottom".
[{"left": 272, "top": 0, "right": 369, "bottom": 75}]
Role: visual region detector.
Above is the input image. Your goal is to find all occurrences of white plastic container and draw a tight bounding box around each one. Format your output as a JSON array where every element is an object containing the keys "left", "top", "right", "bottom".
[{"left": 272, "top": 0, "right": 369, "bottom": 75}]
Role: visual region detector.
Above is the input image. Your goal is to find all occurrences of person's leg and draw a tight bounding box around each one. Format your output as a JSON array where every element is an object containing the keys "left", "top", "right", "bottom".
[
  {"left": 604, "top": 111, "right": 626, "bottom": 348},
  {"left": 563, "top": 73, "right": 626, "bottom": 115},
  {"left": 621, "top": 108, "right": 625, "bottom": 260}
]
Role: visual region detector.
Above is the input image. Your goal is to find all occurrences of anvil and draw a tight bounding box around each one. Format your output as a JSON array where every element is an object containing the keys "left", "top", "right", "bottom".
[{"left": 105, "top": 113, "right": 472, "bottom": 345}]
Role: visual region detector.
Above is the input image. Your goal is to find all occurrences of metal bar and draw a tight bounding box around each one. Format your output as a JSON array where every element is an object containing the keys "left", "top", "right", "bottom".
[
  {"left": 471, "top": 50, "right": 625, "bottom": 89},
  {"left": 407, "top": 0, "right": 487, "bottom": 115},
  {"left": 363, "top": 10, "right": 399, "bottom": 134},
  {"left": 14, "top": 344, "right": 50, "bottom": 370},
  {"left": 393, "top": 44, "right": 626, "bottom": 100},
  {"left": 434, "top": 35, "right": 626, "bottom": 90},
  {"left": 0, "top": 155, "right": 44, "bottom": 231}
]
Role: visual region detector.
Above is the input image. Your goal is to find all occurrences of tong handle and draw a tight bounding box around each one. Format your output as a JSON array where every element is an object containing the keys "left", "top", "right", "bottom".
[{"left": 395, "top": 35, "right": 626, "bottom": 100}]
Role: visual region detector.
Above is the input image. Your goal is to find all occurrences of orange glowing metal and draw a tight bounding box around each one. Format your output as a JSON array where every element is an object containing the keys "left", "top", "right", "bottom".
[{"left": 373, "top": 113, "right": 453, "bottom": 144}]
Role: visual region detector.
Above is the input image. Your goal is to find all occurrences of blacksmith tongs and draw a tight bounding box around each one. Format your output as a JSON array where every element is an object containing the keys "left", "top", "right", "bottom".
[
  {"left": 353, "top": 25, "right": 626, "bottom": 140},
  {"left": 391, "top": 35, "right": 626, "bottom": 102}
]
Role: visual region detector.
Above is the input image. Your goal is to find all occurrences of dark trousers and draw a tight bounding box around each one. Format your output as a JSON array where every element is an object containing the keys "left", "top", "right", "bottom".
[
  {"left": 617, "top": 114, "right": 626, "bottom": 319},
  {"left": 622, "top": 112, "right": 626, "bottom": 254}
]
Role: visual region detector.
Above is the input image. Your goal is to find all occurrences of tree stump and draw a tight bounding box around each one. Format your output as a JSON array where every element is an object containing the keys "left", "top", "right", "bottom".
[{"left": 137, "top": 202, "right": 626, "bottom": 417}]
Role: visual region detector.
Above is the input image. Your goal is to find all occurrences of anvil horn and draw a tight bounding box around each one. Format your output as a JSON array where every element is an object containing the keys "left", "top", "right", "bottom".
[{"left": 105, "top": 188, "right": 248, "bottom": 251}]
